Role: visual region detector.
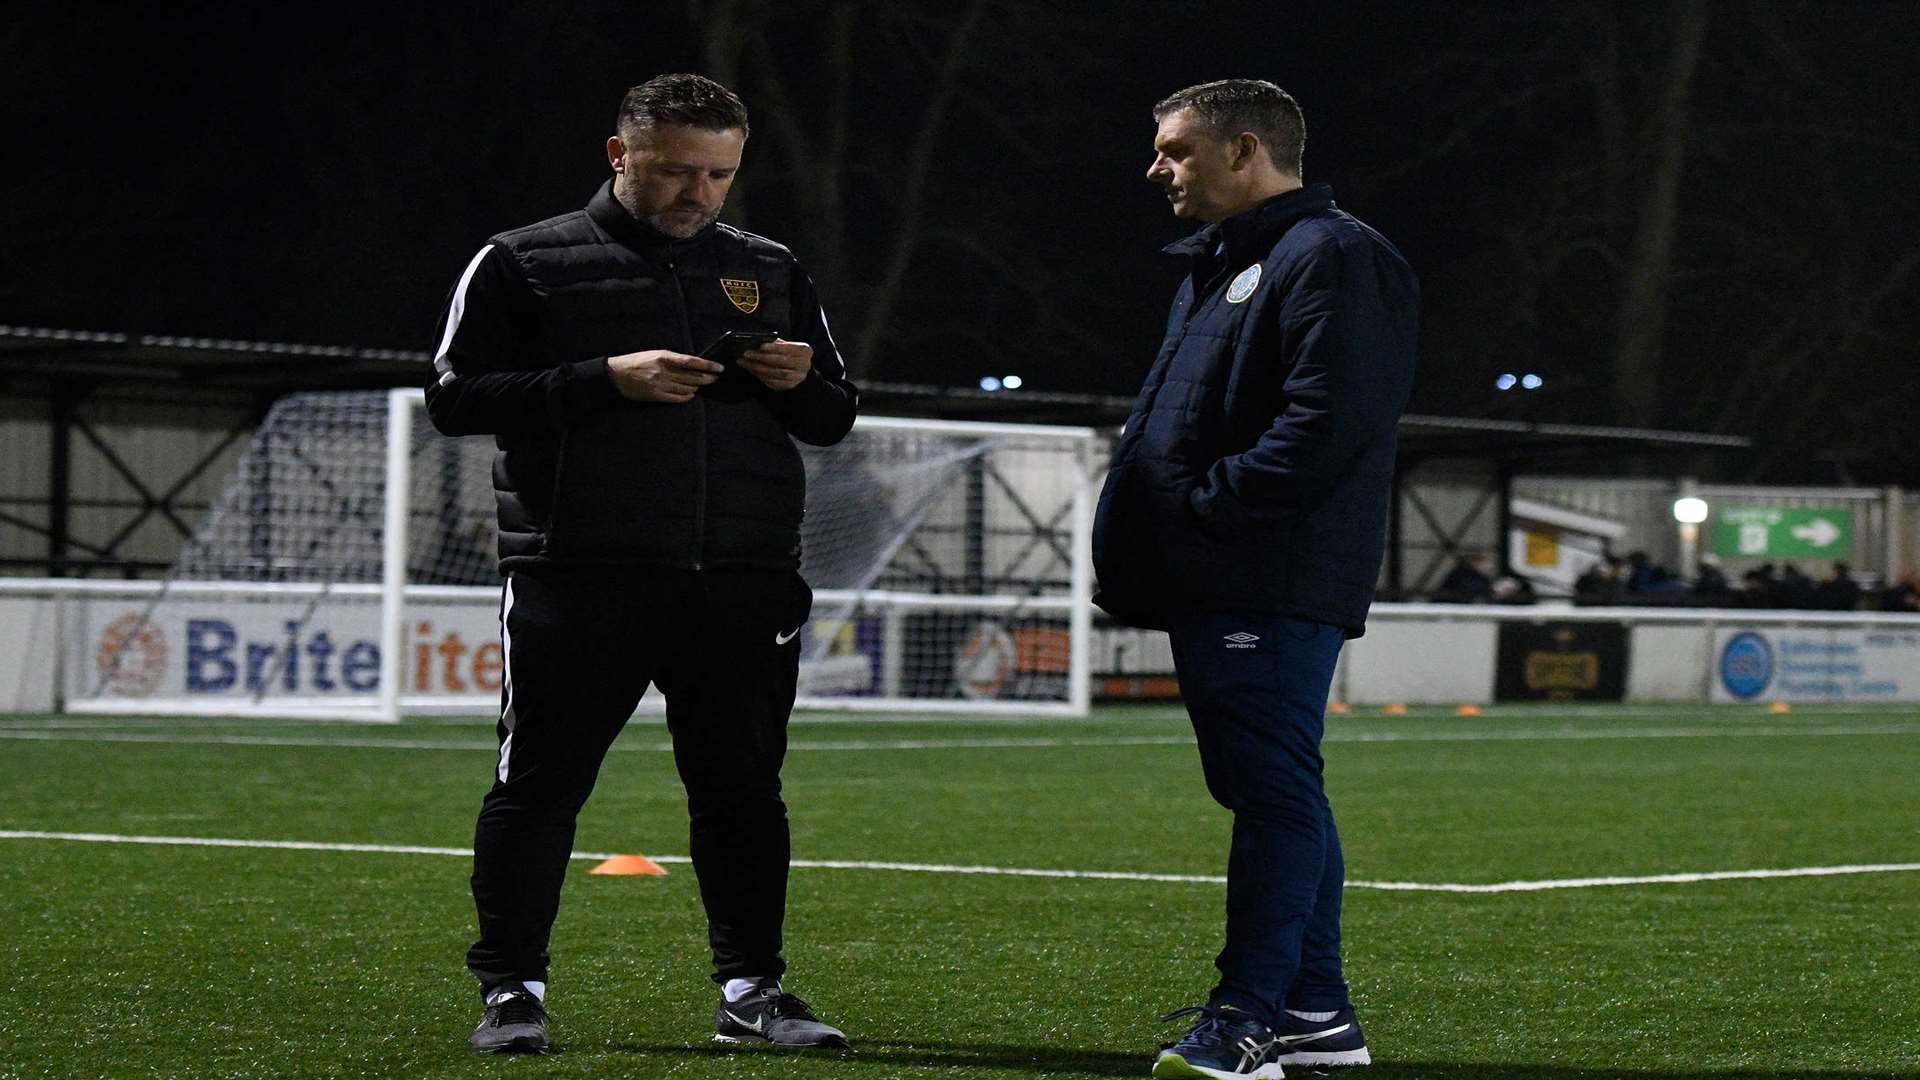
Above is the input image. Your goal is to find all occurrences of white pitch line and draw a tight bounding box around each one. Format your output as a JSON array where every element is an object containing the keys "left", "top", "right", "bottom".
[
  {"left": 0, "top": 730, "right": 1196, "bottom": 752},
  {"left": 12, "top": 705, "right": 1911, "bottom": 732},
  {"left": 0, "top": 730, "right": 507, "bottom": 751},
  {"left": 1, "top": 723, "right": 1918, "bottom": 754},
  {"left": 1347, "top": 864, "right": 1920, "bottom": 893},
  {"left": 0, "top": 713, "right": 1132, "bottom": 731},
  {"left": 2, "top": 830, "right": 1917, "bottom": 894},
  {"left": 1326, "top": 723, "right": 1920, "bottom": 744}
]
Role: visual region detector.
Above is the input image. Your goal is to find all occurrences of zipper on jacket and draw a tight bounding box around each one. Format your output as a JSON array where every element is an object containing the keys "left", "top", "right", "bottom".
[{"left": 666, "top": 250, "right": 706, "bottom": 570}]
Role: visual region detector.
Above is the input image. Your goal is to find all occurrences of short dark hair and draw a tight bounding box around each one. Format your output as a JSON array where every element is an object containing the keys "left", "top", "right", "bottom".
[
  {"left": 616, "top": 73, "right": 749, "bottom": 138},
  {"left": 1153, "top": 79, "right": 1304, "bottom": 176}
]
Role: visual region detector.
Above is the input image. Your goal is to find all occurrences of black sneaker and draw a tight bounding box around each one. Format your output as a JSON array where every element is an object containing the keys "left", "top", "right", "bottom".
[
  {"left": 1152, "top": 1004, "right": 1284, "bottom": 1079},
  {"left": 1271, "top": 1005, "right": 1370, "bottom": 1067},
  {"left": 470, "top": 982, "right": 549, "bottom": 1054},
  {"left": 713, "top": 979, "right": 849, "bottom": 1049}
]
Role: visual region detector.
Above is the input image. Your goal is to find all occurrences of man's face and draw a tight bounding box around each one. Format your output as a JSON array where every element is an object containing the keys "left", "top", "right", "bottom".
[
  {"left": 1146, "top": 108, "right": 1244, "bottom": 223},
  {"left": 609, "top": 124, "right": 746, "bottom": 238}
]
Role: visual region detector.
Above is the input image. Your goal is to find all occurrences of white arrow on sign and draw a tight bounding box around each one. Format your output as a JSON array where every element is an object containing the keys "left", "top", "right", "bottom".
[{"left": 1790, "top": 518, "right": 1842, "bottom": 548}]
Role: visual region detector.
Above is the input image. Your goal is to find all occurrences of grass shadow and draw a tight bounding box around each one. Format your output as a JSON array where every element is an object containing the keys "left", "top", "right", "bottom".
[
  {"left": 605, "top": 1040, "right": 1920, "bottom": 1079},
  {"left": 1357, "top": 1069, "right": 1920, "bottom": 1080},
  {"left": 608, "top": 1038, "right": 1143, "bottom": 1076}
]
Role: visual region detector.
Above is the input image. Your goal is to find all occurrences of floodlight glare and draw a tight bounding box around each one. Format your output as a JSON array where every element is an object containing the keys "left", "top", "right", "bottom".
[
  {"left": 1672, "top": 496, "right": 1709, "bottom": 524},
  {"left": 979, "top": 376, "right": 1002, "bottom": 392},
  {"left": 1495, "top": 373, "right": 1518, "bottom": 390},
  {"left": 1521, "top": 373, "right": 1544, "bottom": 390},
  {"left": 1003, "top": 375, "right": 1024, "bottom": 389}
]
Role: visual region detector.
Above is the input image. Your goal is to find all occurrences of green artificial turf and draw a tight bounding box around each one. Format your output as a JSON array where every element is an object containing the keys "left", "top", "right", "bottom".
[{"left": 1, "top": 704, "right": 1916, "bottom": 1078}]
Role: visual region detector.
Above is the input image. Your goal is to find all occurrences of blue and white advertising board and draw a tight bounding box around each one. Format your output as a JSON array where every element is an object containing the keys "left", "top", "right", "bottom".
[{"left": 1710, "top": 626, "right": 1920, "bottom": 703}]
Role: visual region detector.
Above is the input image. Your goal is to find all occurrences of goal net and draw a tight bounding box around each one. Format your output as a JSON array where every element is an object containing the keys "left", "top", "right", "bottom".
[{"left": 63, "top": 389, "right": 1094, "bottom": 719}]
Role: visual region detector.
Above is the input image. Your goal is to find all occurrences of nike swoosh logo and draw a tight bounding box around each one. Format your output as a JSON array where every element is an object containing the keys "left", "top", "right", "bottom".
[
  {"left": 723, "top": 1010, "right": 766, "bottom": 1034},
  {"left": 774, "top": 627, "right": 801, "bottom": 645},
  {"left": 1275, "top": 1021, "right": 1351, "bottom": 1045}
]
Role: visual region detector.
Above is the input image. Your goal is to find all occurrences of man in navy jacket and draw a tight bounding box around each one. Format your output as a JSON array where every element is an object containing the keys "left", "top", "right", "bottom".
[{"left": 1093, "top": 79, "right": 1417, "bottom": 1079}]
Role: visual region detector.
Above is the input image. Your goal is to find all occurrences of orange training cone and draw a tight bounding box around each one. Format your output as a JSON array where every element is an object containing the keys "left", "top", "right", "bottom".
[
  {"left": 1328, "top": 702, "right": 1351, "bottom": 714},
  {"left": 1768, "top": 702, "right": 1792, "bottom": 714},
  {"left": 1455, "top": 704, "right": 1482, "bottom": 717},
  {"left": 1382, "top": 703, "right": 1408, "bottom": 716},
  {"left": 591, "top": 854, "right": 668, "bottom": 876}
]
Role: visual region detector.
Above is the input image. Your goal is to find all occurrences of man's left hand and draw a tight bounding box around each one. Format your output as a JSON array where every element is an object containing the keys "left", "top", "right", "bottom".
[{"left": 739, "top": 339, "right": 813, "bottom": 391}]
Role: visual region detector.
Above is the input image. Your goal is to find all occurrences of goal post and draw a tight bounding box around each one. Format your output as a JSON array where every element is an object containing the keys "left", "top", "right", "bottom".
[
  {"left": 791, "top": 414, "right": 1097, "bottom": 716},
  {"left": 378, "top": 387, "right": 411, "bottom": 723},
  {"left": 64, "top": 388, "right": 1097, "bottom": 720}
]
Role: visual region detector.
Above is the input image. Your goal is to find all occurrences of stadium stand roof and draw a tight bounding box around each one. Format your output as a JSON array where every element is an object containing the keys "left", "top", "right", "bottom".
[
  {"left": 1, "top": 323, "right": 1754, "bottom": 455},
  {"left": 0, "top": 324, "right": 420, "bottom": 393},
  {"left": 1392, "top": 413, "right": 1750, "bottom": 460},
  {"left": 0, "top": 324, "right": 1752, "bottom": 581}
]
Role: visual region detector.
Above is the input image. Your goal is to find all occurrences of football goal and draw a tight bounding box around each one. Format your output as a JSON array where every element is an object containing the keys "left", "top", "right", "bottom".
[{"left": 63, "top": 389, "right": 1096, "bottom": 719}]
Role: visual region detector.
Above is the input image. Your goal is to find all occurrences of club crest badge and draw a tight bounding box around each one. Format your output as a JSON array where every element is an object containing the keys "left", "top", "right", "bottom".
[
  {"left": 1226, "top": 263, "right": 1261, "bottom": 304},
  {"left": 720, "top": 278, "right": 761, "bottom": 314}
]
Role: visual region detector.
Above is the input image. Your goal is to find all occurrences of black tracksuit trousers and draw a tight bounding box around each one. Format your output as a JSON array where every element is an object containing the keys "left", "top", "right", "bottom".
[{"left": 465, "top": 565, "right": 813, "bottom": 991}]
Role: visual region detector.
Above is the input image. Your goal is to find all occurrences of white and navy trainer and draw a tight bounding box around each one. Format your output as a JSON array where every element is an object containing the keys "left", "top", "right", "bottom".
[
  {"left": 1153, "top": 1003, "right": 1284, "bottom": 1079},
  {"left": 1271, "top": 1005, "right": 1370, "bottom": 1067}
]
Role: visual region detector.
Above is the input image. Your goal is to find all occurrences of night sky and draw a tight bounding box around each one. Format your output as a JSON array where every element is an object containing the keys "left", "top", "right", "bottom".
[{"left": 5, "top": 2, "right": 1916, "bottom": 482}]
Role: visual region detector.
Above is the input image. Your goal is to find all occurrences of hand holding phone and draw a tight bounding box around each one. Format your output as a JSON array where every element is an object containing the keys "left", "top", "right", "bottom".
[
  {"left": 607, "top": 349, "right": 724, "bottom": 404},
  {"left": 700, "top": 331, "right": 779, "bottom": 370},
  {"left": 735, "top": 337, "right": 814, "bottom": 391}
]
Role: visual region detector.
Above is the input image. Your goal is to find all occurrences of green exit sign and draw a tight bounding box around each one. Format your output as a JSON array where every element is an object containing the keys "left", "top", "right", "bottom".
[{"left": 1713, "top": 506, "right": 1853, "bottom": 558}]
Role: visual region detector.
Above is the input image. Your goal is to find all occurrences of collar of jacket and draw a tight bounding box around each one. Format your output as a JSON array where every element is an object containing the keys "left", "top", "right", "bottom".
[
  {"left": 1162, "top": 182, "right": 1336, "bottom": 261},
  {"left": 586, "top": 179, "right": 717, "bottom": 256}
]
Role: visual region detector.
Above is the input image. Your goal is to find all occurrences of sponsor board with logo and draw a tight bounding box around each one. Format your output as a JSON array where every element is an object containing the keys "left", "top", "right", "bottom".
[
  {"left": 949, "top": 620, "right": 1071, "bottom": 701},
  {"left": 1089, "top": 621, "right": 1179, "bottom": 700},
  {"left": 1710, "top": 626, "right": 1920, "bottom": 703},
  {"left": 68, "top": 598, "right": 506, "bottom": 703},
  {"left": 67, "top": 595, "right": 904, "bottom": 706},
  {"left": 1494, "top": 621, "right": 1628, "bottom": 702}
]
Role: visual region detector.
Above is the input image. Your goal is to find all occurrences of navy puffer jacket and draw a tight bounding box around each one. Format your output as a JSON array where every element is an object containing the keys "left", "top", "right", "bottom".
[{"left": 1092, "top": 184, "right": 1418, "bottom": 636}]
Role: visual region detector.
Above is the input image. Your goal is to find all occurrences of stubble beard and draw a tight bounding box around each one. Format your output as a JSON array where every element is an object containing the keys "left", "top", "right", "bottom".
[
  {"left": 643, "top": 207, "right": 720, "bottom": 239},
  {"left": 613, "top": 182, "right": 720, "bottom": 239}
]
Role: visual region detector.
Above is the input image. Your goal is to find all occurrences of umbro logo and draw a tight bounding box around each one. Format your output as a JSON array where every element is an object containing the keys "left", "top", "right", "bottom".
[{"left": 1223, "top": 632, "right": 1259, "bottom": 649}]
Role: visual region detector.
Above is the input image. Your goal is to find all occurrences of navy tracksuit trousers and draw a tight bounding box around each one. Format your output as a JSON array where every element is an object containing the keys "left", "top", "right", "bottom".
[{"left": 1167, "top": 611, "right": 1351, "bottom": 1023}]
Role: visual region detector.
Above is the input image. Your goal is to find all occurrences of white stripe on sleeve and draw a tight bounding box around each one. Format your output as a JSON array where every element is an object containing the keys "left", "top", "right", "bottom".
[{"left": 433, "top": 244, "right": 496, "bottom": 384}]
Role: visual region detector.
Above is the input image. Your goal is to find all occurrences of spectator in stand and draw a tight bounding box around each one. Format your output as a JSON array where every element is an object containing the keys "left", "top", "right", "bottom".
[
  {"left": 1433, "top": 553, "right": 1496, "bottom": 603},
  {"left": 1624, "top": 551, "right": 1655, "bottom": 591},
  {"left": 1816, "top": 561, "right": 1861, "bottom": 611},
  {"left": 1575, "top": 556, "right": 1623, "bottom": 605},
  {"left": 1692, "top": 554, "right": 1734, "bottom": 606},
  {"left": 1624, "top": 550, "right": 1686, "bottom": 595},
  {"left": 1741, "top": 563, "right": 1781, "bottom": 608},
  {"left": 1779, "top": 563, "right": 1818, "bottom": 608},
  {"left": 1882, "top": 568, "right": 1920, "bottom": 612},
  {"left": 1491, "top": 572, "right": 1537, "bottom": 605}
]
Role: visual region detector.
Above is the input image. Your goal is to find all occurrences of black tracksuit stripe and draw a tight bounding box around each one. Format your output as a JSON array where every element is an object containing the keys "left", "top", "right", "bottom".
[
  {"left": 436, "top": 183, "right": 851, "bottom": 995},
  {"left": 465, "top": 567, "right": 810, "bottom": 989}
]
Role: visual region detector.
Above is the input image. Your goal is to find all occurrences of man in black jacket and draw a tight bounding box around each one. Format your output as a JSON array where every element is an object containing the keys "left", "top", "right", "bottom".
[
  {"left": 1093, "top": 80, "right": 1417, "bottom": 1079},
  {"left": 428, "top": 74, "right": 858, "bottom": 1055}
]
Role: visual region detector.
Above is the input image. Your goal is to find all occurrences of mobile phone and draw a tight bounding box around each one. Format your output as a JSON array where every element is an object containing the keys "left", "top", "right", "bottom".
[{"left": 700, "top": 331, "right": 778, "bottom": 368}]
